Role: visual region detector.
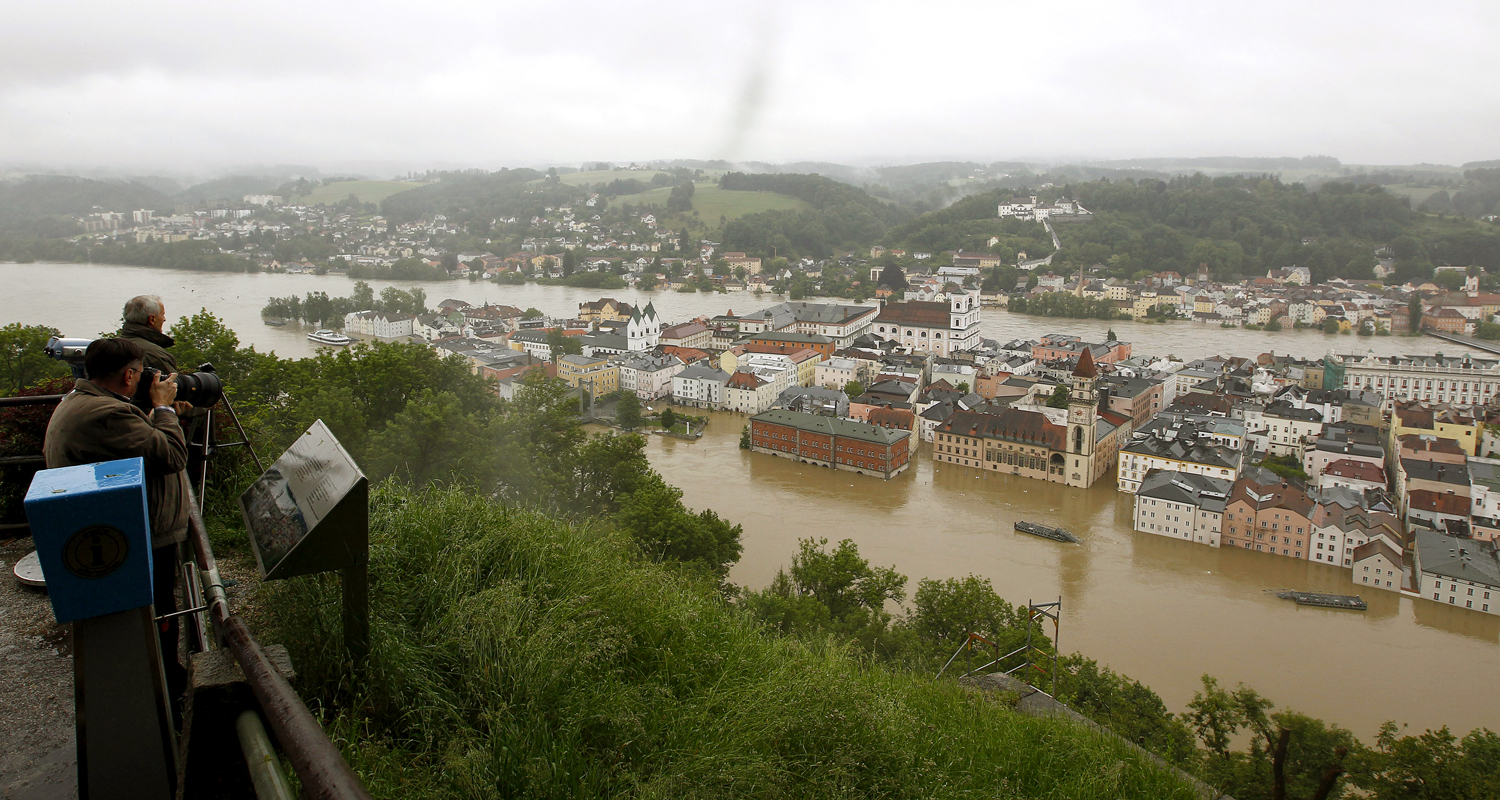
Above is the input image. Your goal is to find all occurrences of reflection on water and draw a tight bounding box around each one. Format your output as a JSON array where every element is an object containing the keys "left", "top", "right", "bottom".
[{"left": 647, "top": 410, "right": 1500, "bottom": 739}]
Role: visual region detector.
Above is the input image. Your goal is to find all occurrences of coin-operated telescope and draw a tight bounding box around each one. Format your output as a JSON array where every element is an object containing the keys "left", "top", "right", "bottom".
[{"left": 25, "top": 458, "right": 178, "bottom": 800}]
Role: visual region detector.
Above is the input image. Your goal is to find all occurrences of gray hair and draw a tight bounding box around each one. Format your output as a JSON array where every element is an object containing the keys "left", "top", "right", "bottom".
[{"left": 122, "top": 295, "right": 164, "bottom": 325}]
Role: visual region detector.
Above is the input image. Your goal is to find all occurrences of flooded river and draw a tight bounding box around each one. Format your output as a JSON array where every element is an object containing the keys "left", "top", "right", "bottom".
[
  {"left": 1, "top": 261, "right": 1488, "bottom": 362},
  {"left": 646, "top": 412, "right": 1500, "bottom": 740},
  {"left": 4, "top": 260, "right": 1499, "bottom": 737}
]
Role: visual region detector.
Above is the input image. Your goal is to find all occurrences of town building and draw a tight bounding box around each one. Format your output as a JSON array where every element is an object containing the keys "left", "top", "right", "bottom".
[
  {"left": 344, "top": 310, "right": 416, "bottom": 338},
  {"left": 615, "top": 352, "right": 684, "bottom": 400},
  {"left": 872, "top": 292, "right": 982, "bottom": 356},
  {"left": 1342, "top": 352, "right": 1500, "bottom": 407},
  {"left": 1223, "top": 467, "right": 1314, "bottom": 559},
  {"left": 556, "top": 354, "right": 619, "bottom": 395},
  {"left": 625, "top": 303, "right": 662, "bottom": 350},
  {"left": 724, "top": 370, "right": 781, "bottom": 414},
  {"left": 933, "top": 350, "right": 1120, "bottom": 488},
  {"left": 660, "top": 321, "right": 712, "bottom": 350},
  {"left": 672, "top": 364, "right": 730, "bottom": 409},
  {"left": 748, "top": 408, "right": 912, "bottom": 479},
  {"left": 1413, "top": 529, "right": 1500, "bottom": 615},
  {"left": 1133, "top": 470, "right": 1232, "bottom": 547},
  {"left": 731, "top": 301, "right": 879, "bottom": 348},
  {"left": 578, "top": 298, "right": 634, "bottom": 322}
]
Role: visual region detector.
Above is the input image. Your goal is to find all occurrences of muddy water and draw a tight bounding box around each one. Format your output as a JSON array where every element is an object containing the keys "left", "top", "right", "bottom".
[{"left": 643, "top": 409, "right": 1500, "bottom": 740}]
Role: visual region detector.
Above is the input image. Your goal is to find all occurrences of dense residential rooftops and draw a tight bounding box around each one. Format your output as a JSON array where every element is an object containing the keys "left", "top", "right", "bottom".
[
  {"left": 1321, "top": 459, "right": 1387, "bottom": 484},
  {"left": 1136, "top": 470, "right": 1232, "bottom": 512},
  {"left": 751, "top": 408, "right": 912, "bottom": 445},
  {"left": 1401, "top": 458, "right": 1470, "bottom": 487},
  {"left": 1121, "top": 435, "right": 1242, "bottom": 470},
  {"left": 1407, "top": 490, "right": 1471, "bottom": 517},
  {"left": 875, "top": 301, "right": 954, "bottom": 327},
  {"left": 1414, "top": 529, "right": 1500, "bottom": 585}
]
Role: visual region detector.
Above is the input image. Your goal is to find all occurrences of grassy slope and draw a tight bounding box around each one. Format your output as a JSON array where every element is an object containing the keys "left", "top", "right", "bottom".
[
  {"left": 293, "top": 180, "right": 428, "bottom": 206},
  {"left": 554, "top": 169, "right": 670, "bottom": 186},
  {"left": 264, "top": 484, "right": 1202, "bottom": 800},
  {"left": 617, "top": 183, "right": 810, "bottom": 220}
]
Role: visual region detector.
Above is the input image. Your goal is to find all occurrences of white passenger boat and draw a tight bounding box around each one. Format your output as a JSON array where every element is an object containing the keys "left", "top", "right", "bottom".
[{"left": 307, "top": 329, "right": 354, "bottom": 346}]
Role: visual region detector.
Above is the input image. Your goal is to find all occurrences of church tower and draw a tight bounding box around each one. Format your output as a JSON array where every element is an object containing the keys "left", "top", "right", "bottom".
[{"left": 1066, "top": 347, "right": 1098, "bottom": 486}]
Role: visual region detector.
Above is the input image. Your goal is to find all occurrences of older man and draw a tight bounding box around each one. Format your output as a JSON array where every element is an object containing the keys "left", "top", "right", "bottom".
[
  {"left": 119, "top": 294, "right": 180, "bottom": 375},
  {"left": 44, "top": 337, "right": 191, "bottom": 700}
]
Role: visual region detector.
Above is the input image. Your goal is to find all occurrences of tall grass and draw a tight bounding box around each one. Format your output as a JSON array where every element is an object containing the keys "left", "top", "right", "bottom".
[{"left": 264, "top": 483, "right": 1203, "bottom": 799}]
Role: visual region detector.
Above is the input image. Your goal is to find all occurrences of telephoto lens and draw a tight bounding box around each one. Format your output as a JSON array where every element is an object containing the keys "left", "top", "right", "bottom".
[{"left": 131, "top": 367, "right": 224, "bottom": 411}]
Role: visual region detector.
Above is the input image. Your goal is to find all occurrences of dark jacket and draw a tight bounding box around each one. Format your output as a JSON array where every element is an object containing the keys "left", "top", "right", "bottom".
[
  {"left": 44, "top": 379, "right": 190, "bottom": 547},
  {"left": 119, "top": 320, "right": 208, "bottom": 436},
  {"left": 119, "top": 321, "right": 178, "bottom": 373}
]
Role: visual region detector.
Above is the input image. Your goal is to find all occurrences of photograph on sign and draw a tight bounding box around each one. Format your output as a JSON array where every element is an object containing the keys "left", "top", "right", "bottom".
[
  {"left": 241, "top": 420, "right": 367, "bottom": 579},
  {"left": 241, "top": 466, "right": 310, "bottom": 574}
]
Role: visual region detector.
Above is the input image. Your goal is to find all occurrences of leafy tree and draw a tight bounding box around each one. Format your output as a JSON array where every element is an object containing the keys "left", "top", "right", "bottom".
[
  {"left": 615, "top": 473, "right": 743, "bottom": 578},
  {"left": 1106, "top": 328, "right": 1118, "bottom": 340},
  {"left": 1323, "top": 318, "right": 1342, "bottom": 334},
  {"left": 744, "top": 537, "right": 907, "bottom": 654},
  {"left": 1477, "top": 321, "right": 1500, "bottom": 341},
  {"left": 522, "top": 307, "right": 543, "bottom": 320},
  {"left": 739, "top": 424, "right": 750, "bottom": 449},
  {"left": 954, "top": 382, "right": 970, "bottom": 394},
  {"left": 0, "top": 323, "right": 69, "bottom": 393},
  {"left": 546, "top": 328, "right": 582, "bottom": 362},
  {"left": 615, "top": 390, "right": 641, "bottom": 430},
  {"left": 843, "top": 380, "right": 865, "bottom": 400},
  {"left": 368, "top": 389, "right": 487, "bottom": 486},
  {"left": 1356, "top": 723, "right": 1500, "bottom": 800},
  {"left": 1045, "top": 384, "right": 1070, "bottom": 408},
  {"left": 660, "top": 407, "right": 677, "bottom": 430}
]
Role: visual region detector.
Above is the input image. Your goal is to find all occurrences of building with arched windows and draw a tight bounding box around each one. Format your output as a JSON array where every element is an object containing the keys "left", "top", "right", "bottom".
[
  {"left": 871, "top": 291, "right": 981, "bottom": 355},
  {"left": 931, "top": 350, "right": 1122, "bottom": 488}
]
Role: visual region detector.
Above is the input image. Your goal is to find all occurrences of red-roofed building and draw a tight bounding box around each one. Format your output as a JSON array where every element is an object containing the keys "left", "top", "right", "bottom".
[
  {"left": 1320, "top": 459, "right": 1388, "bottom": 493},
  {"left": 872, "top": 293, "right": 981, "bottom": 356}
]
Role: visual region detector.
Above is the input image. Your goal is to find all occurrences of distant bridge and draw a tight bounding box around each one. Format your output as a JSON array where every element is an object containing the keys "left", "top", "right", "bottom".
[{"left": 1423, "top": 329, "right": 1500, "bottom": 356}]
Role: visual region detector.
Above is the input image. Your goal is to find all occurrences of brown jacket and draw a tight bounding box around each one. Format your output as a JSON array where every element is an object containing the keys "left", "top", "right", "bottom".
[{"left": 44, "top": 379, "right": 191, "bottom": 547}]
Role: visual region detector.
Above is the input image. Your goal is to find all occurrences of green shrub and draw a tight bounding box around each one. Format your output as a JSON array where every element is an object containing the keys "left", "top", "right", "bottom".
[{"left": 263, "top": 484, "right": 1202, "bottom": 799}]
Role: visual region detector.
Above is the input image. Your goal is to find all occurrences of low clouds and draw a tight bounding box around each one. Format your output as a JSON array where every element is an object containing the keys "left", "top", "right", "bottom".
[{"left": 2, "top": 0, "right": 1496, "bottom": 173}]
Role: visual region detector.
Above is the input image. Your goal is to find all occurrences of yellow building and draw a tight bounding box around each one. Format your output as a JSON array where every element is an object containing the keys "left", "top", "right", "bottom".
[
  {"left": 1389, "top": 401, "right": 1483, "bottom": 456},
  {"left": 557, "top": 354, "right": 619, "bottom": 394},
  {"left": 578, "top": 298, "right": 634, "bottom": 323}
]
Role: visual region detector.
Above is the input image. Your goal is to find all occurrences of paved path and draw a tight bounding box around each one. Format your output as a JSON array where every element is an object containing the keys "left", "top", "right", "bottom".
[{"left": 0, "top": 538, "right": 75, "bottom": 800}]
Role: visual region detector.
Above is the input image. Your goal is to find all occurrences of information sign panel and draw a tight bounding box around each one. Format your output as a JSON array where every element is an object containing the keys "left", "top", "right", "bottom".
[{"left": 240, "top": 420, "right": 367, "bottom": 580}]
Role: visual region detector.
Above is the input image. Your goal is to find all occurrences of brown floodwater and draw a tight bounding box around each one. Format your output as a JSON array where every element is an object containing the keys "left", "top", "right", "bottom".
[{"left": 644, "top": 408, "right": 1500, "bottom": 741}]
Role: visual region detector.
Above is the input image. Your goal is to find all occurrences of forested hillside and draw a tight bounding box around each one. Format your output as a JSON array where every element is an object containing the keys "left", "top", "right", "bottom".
[
  {"left": 379, "top": 168, "right": 548, "bottom": 231},
  {"left": 881, "top": 174, "right": 1500, "bottom": 285},
  {"left": 0, "top": 175, "right": 170, "bottom": 236},
  {"left": 716, "top": 172, "right": 911, "bottom": 259}
]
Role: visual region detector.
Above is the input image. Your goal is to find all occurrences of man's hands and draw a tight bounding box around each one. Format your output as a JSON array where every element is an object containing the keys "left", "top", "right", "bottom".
[{"left": 149, "top": 372, "right": 179, "bottom": 407}]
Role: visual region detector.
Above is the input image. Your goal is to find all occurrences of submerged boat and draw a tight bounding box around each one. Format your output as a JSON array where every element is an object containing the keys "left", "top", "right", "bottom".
[
  {"left": 262, "top": 317, "right": 287, "bottom": 326},
  {"left": 1276, "top": 591, "right": 1367, "bottom": 611},
  {"left": 1014, "top": 521, "right": 1080, "bottom": 543},
  {"left": 307, "top": 329, "right": 353, "bottom": 346}
]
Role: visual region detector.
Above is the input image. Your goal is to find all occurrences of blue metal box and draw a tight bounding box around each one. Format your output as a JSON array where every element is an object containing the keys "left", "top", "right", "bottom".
[{"left": 24, "top": 458, "right": 154, "bottom": 623}]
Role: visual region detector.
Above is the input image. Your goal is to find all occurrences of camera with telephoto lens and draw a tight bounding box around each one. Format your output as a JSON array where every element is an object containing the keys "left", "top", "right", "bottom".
[{"left": 131, "top": 364, "right": 224, "bottom": 412}]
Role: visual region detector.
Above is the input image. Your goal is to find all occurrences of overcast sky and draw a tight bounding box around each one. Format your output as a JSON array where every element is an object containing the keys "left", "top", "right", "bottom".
[{"left": 2, "top": 0, "right": 1497, "bottom": 175}]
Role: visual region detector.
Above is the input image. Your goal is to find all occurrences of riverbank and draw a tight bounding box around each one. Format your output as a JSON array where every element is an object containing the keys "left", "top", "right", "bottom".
[{"left": 3, "top": 261, "right": 1488, "bottom": 362}]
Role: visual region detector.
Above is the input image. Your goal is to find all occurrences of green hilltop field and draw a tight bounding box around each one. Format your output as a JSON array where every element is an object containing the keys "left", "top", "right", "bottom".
[
  {"left": 616, "top": 182, "right": 811, "bottom": 220},
  {"left": 292, "top": 180, "right": 428, "bottom": 206}
]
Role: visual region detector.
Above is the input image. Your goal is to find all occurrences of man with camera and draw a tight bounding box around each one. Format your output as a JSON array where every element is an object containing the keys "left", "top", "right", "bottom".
[{"left": 43, "top": 338, "right": 191, "bottom": 700}]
